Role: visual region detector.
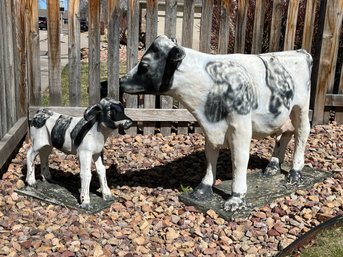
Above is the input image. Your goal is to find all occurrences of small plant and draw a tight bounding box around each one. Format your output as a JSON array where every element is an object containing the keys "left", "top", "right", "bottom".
[{"left": 180, "top": 184, "right": 192, "bottom": 193}]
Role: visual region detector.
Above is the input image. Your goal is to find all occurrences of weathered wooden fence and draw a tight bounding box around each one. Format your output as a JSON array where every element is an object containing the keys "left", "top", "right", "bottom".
[{"left": 1, "top": 0, "right": 343, "bottom": 169}]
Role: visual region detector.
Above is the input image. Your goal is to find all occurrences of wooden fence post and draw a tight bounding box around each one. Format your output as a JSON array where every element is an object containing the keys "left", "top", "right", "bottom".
[
  {"left": 312, "top": 0, "right": 343, "bottom": 125},
  {"left": 218, "top": 0, "right": 231, "bottom": 54},
  {"left": 47, "top": 0, "right": 62, "bottom": 106},
  {"left": 13, "top": 0, "right": 27, "bottom": 119},
  {"left": 108, "top": 0, "right": 121, "bottom": 100},
  {"left": 284, "top": 0, "right": 300, "bottom": 50},
  {"left": 144, "top": 0, "right": 158, "bottom": 135},
  {"left": 234, "top": 0, "right": 248, "bottom": 53},
  {"left": 199, "top": 0, "right": 213, "bottom": 53},
  {"left": 269, "top": 0, "right": 283, "bottom": 52},
  {"left": 302, "top": 0, "right": 317, "bottom": 52},
  {"left": 161, "top": 0, "right": 177, "bottom": 136},
  {"left": 0, "top": 1, "right": 7, "bottom": 137},
  {"left": 251, "top": 0, "right": 266, "bottom": 54},
  {"left": 88, "top": 0, "right": 101, "bottom": 105},
  {"left": 68, "top": 0, "right": 81, "bottom": 107},
  {"left": 126, "top": 0, "right": 139, "bottom": 135},
  {"left": 2, "top": 0, "right": 16, "bottom": 128}
]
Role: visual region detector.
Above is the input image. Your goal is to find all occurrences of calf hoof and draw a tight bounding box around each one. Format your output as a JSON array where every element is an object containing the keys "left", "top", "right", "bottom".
[
  {"left": 287, "top": 169, "right": 303, "bottom": 184},
  {"left": 26, "top": 179, "right": 37, "bottom": 188},
  {"left": 80, "top": 202, "right": 91, "bottom": 210},
  {"left": 223, "top": 194, "right": 246, "bottom": 212},
  {"left": 263, "top": 161, "right": 280, "bottom": 176},
  {"left": 189, "top": 183, "right": 213, "bottom": 201}
]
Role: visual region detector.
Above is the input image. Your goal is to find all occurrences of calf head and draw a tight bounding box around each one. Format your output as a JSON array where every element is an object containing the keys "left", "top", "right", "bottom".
[
  {"left": 84, "top": 97, "right": 133, "bottom": 130},
  {"left": 120, "top": 35, "right": 185, "bottom": 94}
]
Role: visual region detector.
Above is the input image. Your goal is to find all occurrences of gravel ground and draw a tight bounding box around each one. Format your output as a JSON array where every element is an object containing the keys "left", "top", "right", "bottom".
[{"left": 0, "top": 122, "right": 342, "bottom": 257}]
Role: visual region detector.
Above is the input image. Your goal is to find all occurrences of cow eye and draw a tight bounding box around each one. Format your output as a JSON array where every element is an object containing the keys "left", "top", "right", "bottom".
[{"left": 138, "top": 62, "right": 149, "bottom": 75}]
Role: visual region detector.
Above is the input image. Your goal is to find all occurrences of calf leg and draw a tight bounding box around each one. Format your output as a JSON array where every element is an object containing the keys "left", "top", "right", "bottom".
[
  {"left": 288, "top": 108, "right": 310, "bottom": 184},
  {"left": 224, "top": 122, "right": 251, "bottom": 211},
  {"left": 26, "top": 147, "right": 39, "bottom": 186},
  {"left": 39, "top": 146, "right": 53, "bottom": 181},
  {"left": 79, "top": 151, "right": 92, "bottom": 209},
  {"left": 93, "top": 155, "right": 113, "bottom": 201},
  {"left": 264, "top": 131, "right": 293, "bottom": 176},
  {"left": 190, "top": 138, "right": 219, "bottom": 200}
]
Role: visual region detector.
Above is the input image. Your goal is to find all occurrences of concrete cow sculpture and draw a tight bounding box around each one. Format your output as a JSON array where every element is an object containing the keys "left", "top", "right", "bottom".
[
  {"left": 120, "top": 35, "right": 312, "bottom": 211},
  {"left": 26, "top": 97, "right": 133, "bottom": 208}
]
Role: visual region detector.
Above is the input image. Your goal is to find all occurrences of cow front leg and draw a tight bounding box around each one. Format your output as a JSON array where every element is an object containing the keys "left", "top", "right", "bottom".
[
  {"left": 264, "top": 131, "right": 293, "bottom": 176},
  {"left": 190, "top": 138, "right": 219, "bottom": 201},
  {"left": 224, "top": 124, "right": 251, "bottom": 211},
  {"left": 79, "top": 151, "right": 92, "bottom": 209},
  {"left": 93, "top": 155, "right": 113, "bottom": 201},
  {"left": 26, "top": 147, "right": 39, "bottom": 186}
]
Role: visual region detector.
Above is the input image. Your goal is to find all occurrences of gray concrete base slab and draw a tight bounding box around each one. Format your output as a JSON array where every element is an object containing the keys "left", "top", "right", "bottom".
[
  {"left": 16, "top": 180, "right": 115, "bottom": 214},
  {"left": 179, "top": 166, "right": 331, "bottom": 220}
]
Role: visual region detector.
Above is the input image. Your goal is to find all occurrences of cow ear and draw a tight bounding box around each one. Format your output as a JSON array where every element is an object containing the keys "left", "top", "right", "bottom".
[
  {"left": 84, "top": 104, "right": 102, "bottom": 121},
  {"left": 168, "top": 46, "right": 185, "bottom": 64}
]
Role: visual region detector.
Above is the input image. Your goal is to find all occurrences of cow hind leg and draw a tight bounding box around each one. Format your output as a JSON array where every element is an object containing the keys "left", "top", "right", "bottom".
[
  {"left": 264, "top": 131, "right": 293, "bottom": 176},
  {"left": 190, "top": 138, "right": 219, "bottom": 201},
  {"left": 224, "top": 122, "right": 251, "bottom": 211},
  {"left": 287, "top": 107, "right": 310, "bottom": 184}
]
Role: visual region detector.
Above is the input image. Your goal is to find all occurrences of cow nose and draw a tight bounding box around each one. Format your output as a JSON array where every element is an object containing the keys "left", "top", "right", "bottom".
[
  {"left": 119, "top": 76, "right": 127, "bottom": 85},
  {"left": 124, "top": 118, "right": 133, "bottom": 129}
]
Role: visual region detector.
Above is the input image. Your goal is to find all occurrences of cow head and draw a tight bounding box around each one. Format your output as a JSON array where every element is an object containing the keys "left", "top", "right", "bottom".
[
  {"left": 120, "top": 35, "right": 186, "bottom": 94},
  {"left": 84, "top": 97, "right": 133, "bottom": 130}
]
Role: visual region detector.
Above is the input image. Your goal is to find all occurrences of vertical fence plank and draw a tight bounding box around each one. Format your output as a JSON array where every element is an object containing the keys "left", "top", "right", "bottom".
[
  {"left": 302, "top": 0, "right": 317, "bottom": 52},
  {"left": 0, "top": 1, "right": 7, "bottom": 137},
  {"left": 88, "top": 0, "right": 101, "bottom": 105},
  {"left": 108, "top": 0, "right": 120, "bottom": 100},
  {"left": 251, "top": 0, "right": 266, "bottom": 54},
  {"left": 283, "top": 0, "right": 300, "bottom": 50},
  {"left": 68, "top": 0, "right": 81, "bottom": 106},
  {"left": 161, "top": 0, "right": 177, "bottom": 136},
  {"left": 199, "top": 0, "right": 213, "bottom": 53},
  {"left": 3, "top": 0, "right": 16, "bottom": 127},
  {"left": 312, "top": 0, "right": 343, "bottom": 125},
  {"left": 47, "top": 0, "right": 62, "bottom": 106},
  {"left": 144, "top": 0, "right": 158, "bottom": 135},
  {"left": 269, "top": 0, "right": 283, "bottom": 52},
  {"left": 126, "top": 0, "right": 139, "bottom": 135},
  {"left": 14, "top": 0, "right": 28, "bottom": 118},
  {"left": 234, "top": 0, "right": 248, "bottom": 53},
  {"left": 218, "top": 0, "right": 231, "bottom": 54},
  {"left": 182, "top": 0, "right": 195, "bottom": 48}
]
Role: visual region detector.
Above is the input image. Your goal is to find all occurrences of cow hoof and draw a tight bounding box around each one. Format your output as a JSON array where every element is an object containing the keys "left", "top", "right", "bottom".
[
  {"left": 263, "top": 162, "right": 280, "bottom": 176},
  {"left": 223, "top": 196, "right": 246, "bottom": 212},
  {"left": 287, "top": 169, "right": 303, "bottom": 184},
  {"left": 189, "top": 183, "right": 213, "bottom": 201},
  {"left": 81, "top": 202, "right": 91, "bottom": 210},
  {"left": 103, "top": 194, "right": 114, "bottom": 201}
]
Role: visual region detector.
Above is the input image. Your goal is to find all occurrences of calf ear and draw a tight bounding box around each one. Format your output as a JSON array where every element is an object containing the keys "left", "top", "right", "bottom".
[
  {"left": 84, "top": 104, "right": 102, "bottom": 121},
  {"left": 168, "top": 46, "right": 185, "bottom": 65}
]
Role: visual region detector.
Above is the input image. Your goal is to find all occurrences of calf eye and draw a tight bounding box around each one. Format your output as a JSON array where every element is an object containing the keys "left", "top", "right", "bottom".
[{"left": 138, "top": 62, "right": 149, "bottom": 75}]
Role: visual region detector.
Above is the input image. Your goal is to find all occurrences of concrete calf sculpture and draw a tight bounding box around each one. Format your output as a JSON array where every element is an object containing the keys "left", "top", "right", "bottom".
[
  {"left": 26, "top": 97, "right": 133, "bottom": 209},
  {"left": 120, "top": 35, "right": 312, "bottom": 211}
]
